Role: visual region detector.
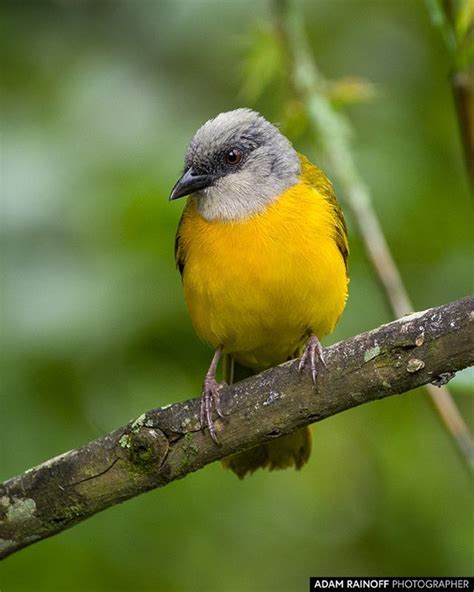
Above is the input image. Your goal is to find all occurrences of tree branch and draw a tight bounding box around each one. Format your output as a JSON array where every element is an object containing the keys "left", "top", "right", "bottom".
[
  {"left": 275, "top": 0, "right": 474, "bottom": 469},
  {"left": 1, "top": 296, "right": 473, "bottom": 560}
]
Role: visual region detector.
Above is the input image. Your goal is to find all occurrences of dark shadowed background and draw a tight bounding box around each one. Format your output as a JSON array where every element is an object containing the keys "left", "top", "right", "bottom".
[{"left": 1, "top": 1, "right": 473, "bottom": 590}]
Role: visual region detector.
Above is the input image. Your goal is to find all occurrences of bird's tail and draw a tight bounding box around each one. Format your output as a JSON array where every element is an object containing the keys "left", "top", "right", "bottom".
[{"left": 221, "top": 355, "right": 312, "bottom": 479}]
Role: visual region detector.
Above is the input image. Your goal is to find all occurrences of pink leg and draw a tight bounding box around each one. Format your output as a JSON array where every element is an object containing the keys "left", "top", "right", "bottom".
[
  {"left": 200, "top": 347, "right": 225, "bottom": 443},
  {"left": 298, "top": 334, "right": 327, "bottom": 384}
]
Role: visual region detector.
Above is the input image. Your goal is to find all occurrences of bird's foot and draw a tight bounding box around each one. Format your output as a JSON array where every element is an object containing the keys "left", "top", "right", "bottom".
[
  {"left": 298, "top": 334, "right": 327, "bottom": 384},
  {"left": 200, "top": 375, "right": 225, "bottom": 443},
  {"left": 200, "top": 348, "right": 225, "bottom": 443}
]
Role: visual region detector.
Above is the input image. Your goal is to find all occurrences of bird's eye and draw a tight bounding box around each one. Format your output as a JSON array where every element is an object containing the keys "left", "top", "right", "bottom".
[{"left": 224, "top": 148, "right": 242, "bottom": 165}]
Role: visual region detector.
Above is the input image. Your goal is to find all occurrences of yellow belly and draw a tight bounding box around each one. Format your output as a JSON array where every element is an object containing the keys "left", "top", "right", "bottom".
[{"left": 178, "top": 182, "right": 348, "bottom": 371}]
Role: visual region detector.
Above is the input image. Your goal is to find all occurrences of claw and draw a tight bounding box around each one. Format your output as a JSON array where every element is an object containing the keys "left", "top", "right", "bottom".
[
  {"left": 199, "top": 348, "right": 225, "bottom": 443},
  {"left": 200, "top": 377, "right": 225, "bottom": 443},
  {"left": 298, "top": 334, "right": 326, "bottom": 384}
]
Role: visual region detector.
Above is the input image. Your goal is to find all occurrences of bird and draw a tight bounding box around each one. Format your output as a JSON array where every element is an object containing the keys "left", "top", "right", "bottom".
[{"left": 169, "top": 108, "right": 348, "bottom": 478}]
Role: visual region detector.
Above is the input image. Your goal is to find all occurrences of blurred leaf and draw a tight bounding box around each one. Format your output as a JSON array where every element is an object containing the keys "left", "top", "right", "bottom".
[
  {"left": 425, "top": 0, "right": 458, "bottom": 55},
  {"left": 240, "top": 23, "right": 286, "bottom": 103},
  {"left": 327, "top": 76, "right": 380, "bottom": 107},
  {"left": 456, "top": 0, "right": 474, "bottom": 42},
  {"left": 279, "top": 98, "right": 309, "bottom": 140}
]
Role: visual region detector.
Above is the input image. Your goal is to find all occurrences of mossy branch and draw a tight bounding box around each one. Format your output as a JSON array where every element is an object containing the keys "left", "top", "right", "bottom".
[{"left": 1, "top": 296, "right": 473, "bottom": 560}]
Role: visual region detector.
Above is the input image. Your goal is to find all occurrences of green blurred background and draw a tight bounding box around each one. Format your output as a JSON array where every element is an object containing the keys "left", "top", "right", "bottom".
[{"left": 1, "top": 1, "right": 473, "bottom": 590}]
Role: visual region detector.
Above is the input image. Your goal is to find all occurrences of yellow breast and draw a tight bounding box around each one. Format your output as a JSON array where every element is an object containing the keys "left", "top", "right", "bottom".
[{"left": 177, "top": 174, "right": 348, "bottom": 370}]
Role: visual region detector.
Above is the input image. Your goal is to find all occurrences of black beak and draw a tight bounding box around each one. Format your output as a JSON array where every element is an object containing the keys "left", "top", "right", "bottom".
[{"left": 169, "top": 168, "right": 213, "bottom": 201}]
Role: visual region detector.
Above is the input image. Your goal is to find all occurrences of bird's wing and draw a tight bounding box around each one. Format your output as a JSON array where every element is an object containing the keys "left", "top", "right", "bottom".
[
  {"left": 174, "top": 212, "right": 185, "bottom": 277},
  {"left": 298, "top": 154, "right": 349, "bottom": 269}
]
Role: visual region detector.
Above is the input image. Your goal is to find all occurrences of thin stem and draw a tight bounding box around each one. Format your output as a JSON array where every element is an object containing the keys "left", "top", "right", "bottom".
[{"left": 428, "top": 0, "right": 474, "bottom": 187}]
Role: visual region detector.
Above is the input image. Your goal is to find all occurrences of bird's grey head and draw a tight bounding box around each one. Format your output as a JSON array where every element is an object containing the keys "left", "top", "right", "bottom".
[{"left": 169, "top": 108, "right": 300, "bottom": 221}]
